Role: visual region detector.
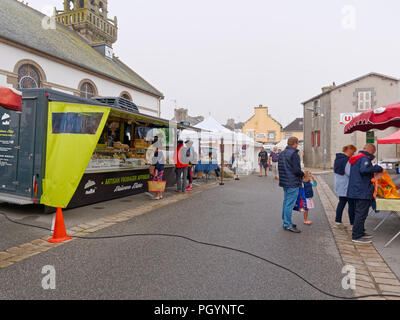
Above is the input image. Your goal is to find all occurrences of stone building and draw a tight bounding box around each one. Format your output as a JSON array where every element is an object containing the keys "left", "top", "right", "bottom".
[
  {"left": 224, "top": 119, "right": 244, "bottom": 132},
  {"left": 171, "top": 108, "right": 204, "bottom": 126},
  {"left": 302, "top": 73, "right": 399, "bottom": 169},
  {"left": 242, "top": 105, "right": 282, "bottom": 144},
  {"left": 282, "top": 118, "right": 304, "bottom": 142},
  {"left": 0, "top": 0, "right": 163, "bottom": 116}
]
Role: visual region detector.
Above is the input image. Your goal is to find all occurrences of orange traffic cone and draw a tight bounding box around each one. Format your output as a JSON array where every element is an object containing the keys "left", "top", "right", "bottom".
[{"left": 47, "top": 207, "right": 73, "bottom": 243}]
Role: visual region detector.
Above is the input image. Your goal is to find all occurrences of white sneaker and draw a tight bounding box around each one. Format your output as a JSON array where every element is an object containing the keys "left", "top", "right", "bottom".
[{"left": 352, "top": 238, "right": 372, "bottom": 244}]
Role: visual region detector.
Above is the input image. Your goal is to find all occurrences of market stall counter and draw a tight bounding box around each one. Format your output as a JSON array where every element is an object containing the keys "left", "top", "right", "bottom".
[
  {"left": 194, "top": 162, "right": 219, "bottom": 175},
  {"left": 373, "top": 172, "right": 400, "bottom": 247},
  {"left": 0, "top": 88, "right": 200, "bottom": 211},
  {"left": 374, "top": 199, "right": 400, "bottom": 248}
]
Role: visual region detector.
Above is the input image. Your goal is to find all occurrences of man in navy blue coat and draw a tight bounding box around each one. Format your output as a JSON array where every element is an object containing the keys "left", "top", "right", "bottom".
[
  {"left": 278, "top": 137, "right": 304, "bottom": 233},
  {"left": 347, "top": 144, "right": 383, "bottom": 244}
]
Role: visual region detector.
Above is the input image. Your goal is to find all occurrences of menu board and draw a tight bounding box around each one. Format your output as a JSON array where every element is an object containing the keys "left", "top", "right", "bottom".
[{"left": 0, "top": 107, "right": 19, "bottom": 190}]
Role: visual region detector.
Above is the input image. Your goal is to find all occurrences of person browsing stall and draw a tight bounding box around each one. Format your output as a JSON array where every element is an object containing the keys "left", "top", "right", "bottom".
[
  {"left": 148, "top": 136, "right": 165, "bottom": 200},
  {"left": 347, "top": 144, "right": 383, "bottom": 244},
  {"left": 334, "top": 145, "right": 357, "bottom": 226},
  {"left": 174, "top": 140, "right": 189, "bottom": 192},
  {"left": 185, "top": 140, "right": 197, "bottom": 191},
  {"left": 278, "top": 137, "right": 304, "bottom": 233}
]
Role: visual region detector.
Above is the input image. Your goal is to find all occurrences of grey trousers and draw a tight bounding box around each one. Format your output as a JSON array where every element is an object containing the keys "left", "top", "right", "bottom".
[{"left": 176, "top": 167, "right": 188, "bottom": 192}]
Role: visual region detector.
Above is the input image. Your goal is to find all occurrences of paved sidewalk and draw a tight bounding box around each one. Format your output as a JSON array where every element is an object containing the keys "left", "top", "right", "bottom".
[
  {"left": 315, "top": 175, "right": 400, "bottom": 300},
  {"left": 0, "top": 178, "right": 222, "bottom": 252},
  {"left": 0, "top": 180, "right": 219, "bottom": 270},
  {"left": 322, "top": 172, "right": 400, "bottom": 279}
]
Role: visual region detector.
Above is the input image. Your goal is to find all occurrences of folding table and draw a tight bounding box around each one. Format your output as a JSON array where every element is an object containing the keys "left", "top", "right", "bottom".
[{"left": 374, "top": 199, "right": 400, "bottom": 248}]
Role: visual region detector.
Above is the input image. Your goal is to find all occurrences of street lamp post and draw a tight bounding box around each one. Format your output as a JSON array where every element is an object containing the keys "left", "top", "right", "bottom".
[{"left": 321, "top": 105, "right": 327, "bottom": 170}]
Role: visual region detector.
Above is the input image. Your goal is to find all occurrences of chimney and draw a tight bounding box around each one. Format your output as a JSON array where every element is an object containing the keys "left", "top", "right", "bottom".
[
  {"left": 322, "top": 86, "right": 334, "bottom": 93},
  {"left": 255, "top": 105, "right": 268, "bottom": 115}
]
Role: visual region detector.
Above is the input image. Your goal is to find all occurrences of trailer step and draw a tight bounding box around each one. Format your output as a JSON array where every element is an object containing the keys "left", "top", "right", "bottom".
[{"left": 0, "top": 193, "right": 33, "bottom": 205}]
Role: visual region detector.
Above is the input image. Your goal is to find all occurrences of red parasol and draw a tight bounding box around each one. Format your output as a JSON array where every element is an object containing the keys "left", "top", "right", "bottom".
[
  {"left": 344, "top": 102, "right": 400, "bottom": 134},
  {"left": 0, "top": 87, "right": 22, "bottom": 112}
]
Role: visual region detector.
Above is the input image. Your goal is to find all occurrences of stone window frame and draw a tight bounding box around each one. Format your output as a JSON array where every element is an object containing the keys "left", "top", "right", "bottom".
[
  {"left": 8, "top": 59, "right": 47, "bottom": 90},
  {"left": 268, "top": 131, "right": 276, "bottom": 141},
  {"left": 78, "top": 79, "right": 98, "bottom": 99},
  {"left": 246, "top": 130, "right": 255, "bottom": 139},
  {"left": 119, "top": 91, "right": 132, "bottom": 101},
  {"left": 353, "top": 88, "right": 377, "bottom": 111},
  {"left": 312, "top": 99, "right": 320, "bottom": 118},
  {"left": 285, "top": 133, "right": 292, "bottom": 140}
]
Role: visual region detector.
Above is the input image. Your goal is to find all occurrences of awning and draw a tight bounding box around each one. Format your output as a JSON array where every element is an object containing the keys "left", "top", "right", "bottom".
[
  {"left": 378, "top": 130, "right": 400, "bottom": 145},
  {"left": 0, "top": 87, "right": 22, "bottom": 112}
]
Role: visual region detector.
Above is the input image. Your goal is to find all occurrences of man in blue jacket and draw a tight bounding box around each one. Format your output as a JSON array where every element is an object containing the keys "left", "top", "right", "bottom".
[
  {"left": 347, "top": 144, "right": 383, "bottom": 244},
  {"left": 278, "top": 137, "right": 304, "bottom": 233}
]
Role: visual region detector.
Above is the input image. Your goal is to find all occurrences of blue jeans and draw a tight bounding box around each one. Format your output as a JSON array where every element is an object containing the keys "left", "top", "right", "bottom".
[{"left": 282, "top": 187, "right": 300, "bottom": 228}]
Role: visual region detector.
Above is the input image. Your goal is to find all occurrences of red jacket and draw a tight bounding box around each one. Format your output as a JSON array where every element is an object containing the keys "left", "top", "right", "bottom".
[{"left": 174, "top": 144, "right": 189, "bottom": 168}]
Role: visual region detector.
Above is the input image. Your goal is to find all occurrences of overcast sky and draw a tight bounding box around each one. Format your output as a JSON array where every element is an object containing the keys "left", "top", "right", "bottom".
[{"left": 32, "top": 0, "right": 400, "bottom": 126}]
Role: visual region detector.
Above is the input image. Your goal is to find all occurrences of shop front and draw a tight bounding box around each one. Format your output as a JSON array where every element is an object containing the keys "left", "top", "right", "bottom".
[
  {"left": 67, "top": 107, "right": 182, "bottom": 208},
  {"left": 0, "top": 88, "right": 199, "bottom": 210}
]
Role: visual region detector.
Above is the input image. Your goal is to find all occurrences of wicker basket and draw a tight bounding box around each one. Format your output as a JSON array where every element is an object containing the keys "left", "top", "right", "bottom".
[{"left": 147, "top": 181, "right": 166, "bottom": 193}]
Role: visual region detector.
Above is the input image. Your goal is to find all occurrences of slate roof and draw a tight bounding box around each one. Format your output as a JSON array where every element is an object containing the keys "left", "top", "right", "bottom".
[
  {"left": 283, "top": 118, "right": 304, "bottom": 132},
  {"left": 0, "top": 0, "right": 163, "bottom": 98},
  {"left": 302, "top": 72, "right": 398, "bottom": 105},
  {"left": 223, "top": 122, "right": 244, "bottom": 131}
]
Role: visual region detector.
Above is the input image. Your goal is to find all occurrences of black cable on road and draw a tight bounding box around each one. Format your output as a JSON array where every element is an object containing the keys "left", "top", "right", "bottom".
[{"left": 1, "top": 211, "right": 399, "bottom": 301}]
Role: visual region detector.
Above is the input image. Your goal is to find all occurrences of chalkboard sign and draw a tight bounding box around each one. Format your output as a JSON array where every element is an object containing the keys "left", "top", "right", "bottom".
[{"left": 0, "top": 107, "right": 19, "bottom": 191}]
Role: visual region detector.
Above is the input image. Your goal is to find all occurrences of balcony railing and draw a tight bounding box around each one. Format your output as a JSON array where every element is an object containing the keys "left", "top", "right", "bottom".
[{"left": 56, "top": 9, "right": 117, "bottom": 39}]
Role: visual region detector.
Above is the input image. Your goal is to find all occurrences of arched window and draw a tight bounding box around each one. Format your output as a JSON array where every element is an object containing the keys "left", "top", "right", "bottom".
[
  {"left": 18, "top": 64, "right": 41, "bottom": 89},
  {"left": 120, "top": 92, "right": 132, "bottom": 101},
  {"left": 79, "top": 81, "right": 96, "bottom": 99}
]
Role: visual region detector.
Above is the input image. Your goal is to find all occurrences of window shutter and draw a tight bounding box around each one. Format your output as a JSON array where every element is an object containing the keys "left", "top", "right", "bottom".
[
  {"left": 358, "top": 91, "right": 372, "bottom": 110},
  {"left": 317, "top": 131, "right": 321, "bottom": 147},
  {"left": 358, "top": 92, "right": 364, "bottom": 110},
  {"left": 311, "top": 131, "right": 314, "bottom": 147},
  {"left": 365, "top": 91, "right": 371, "bottom": 109}
]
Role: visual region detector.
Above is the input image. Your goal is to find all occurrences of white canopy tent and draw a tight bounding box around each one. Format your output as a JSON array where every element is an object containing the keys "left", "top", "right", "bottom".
[
  {"left": 275, "top": 139, "right": 288, "bottom": 151},
  {"left": 178, "top": 116, "right": 262, "bottom": 174}
]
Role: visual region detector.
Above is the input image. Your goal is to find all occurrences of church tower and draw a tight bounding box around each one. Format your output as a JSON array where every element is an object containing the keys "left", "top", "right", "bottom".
[{"left": 56, "top": 0, "right": 118, "bottom": 45}]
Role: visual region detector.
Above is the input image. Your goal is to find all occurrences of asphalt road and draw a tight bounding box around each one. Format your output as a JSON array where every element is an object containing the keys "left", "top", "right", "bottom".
[{"left": 0, "top": 175, "right": 351, "bottom": 300}]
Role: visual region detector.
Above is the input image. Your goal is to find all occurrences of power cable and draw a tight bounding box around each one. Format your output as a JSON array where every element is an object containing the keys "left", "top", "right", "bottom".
[{"left": 1, "top": 211, "right": 399, "bottom": 300}]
